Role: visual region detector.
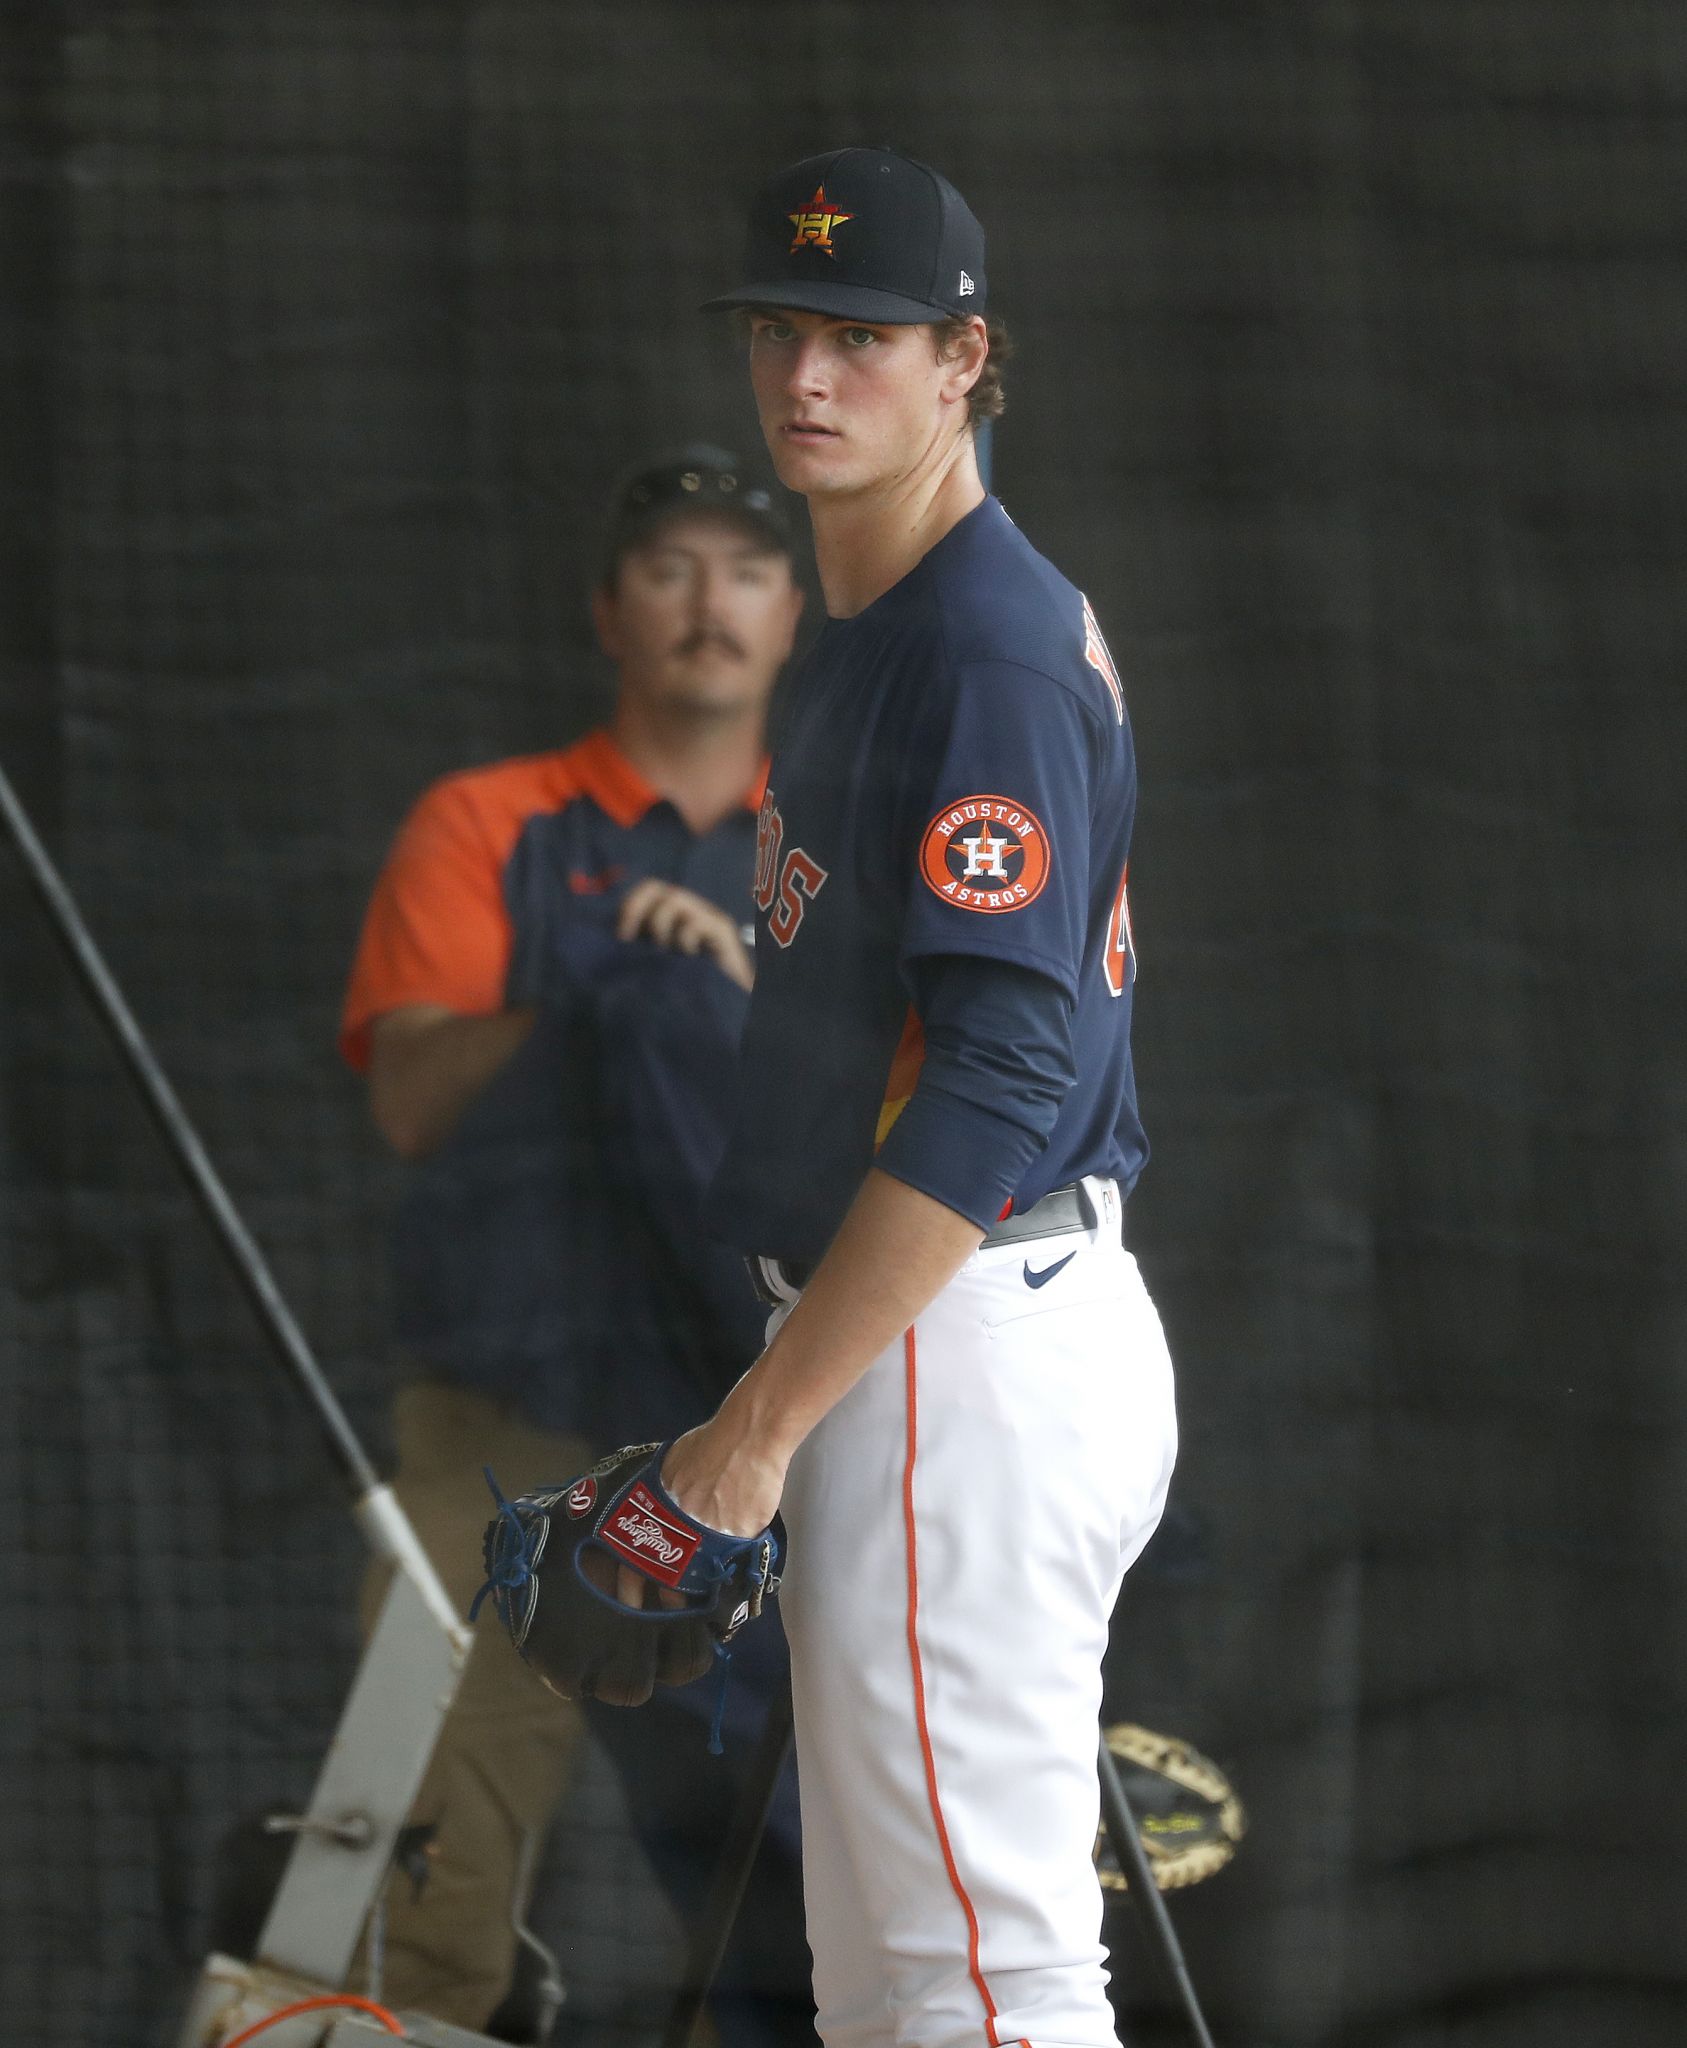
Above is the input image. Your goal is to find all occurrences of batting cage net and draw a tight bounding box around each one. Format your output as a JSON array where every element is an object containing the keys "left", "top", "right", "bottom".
[{"left": 3, "top": 6, "right": 1684, "bottom": 2047}]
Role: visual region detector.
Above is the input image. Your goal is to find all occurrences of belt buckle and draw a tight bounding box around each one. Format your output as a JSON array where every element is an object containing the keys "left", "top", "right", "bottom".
[{"left": 748, "top": 1254, "right": 807, "bottom": 1306}]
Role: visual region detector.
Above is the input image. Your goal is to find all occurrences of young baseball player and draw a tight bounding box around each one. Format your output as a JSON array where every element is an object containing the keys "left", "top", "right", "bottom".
[{"left": 652, "top": 149, "right": 1180, "bottom": 2048}]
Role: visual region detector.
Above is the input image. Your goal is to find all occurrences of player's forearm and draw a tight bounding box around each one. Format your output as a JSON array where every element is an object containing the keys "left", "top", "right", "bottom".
[
  {"left": 367, "top": 1003, "right": 536, "bottom": 1159},
  {"left": 659, "top": 1168, "right": 983, "bottom": 1535},
  {"left": 725, "top": 1168, "right": 984, "bottom": 1459}
]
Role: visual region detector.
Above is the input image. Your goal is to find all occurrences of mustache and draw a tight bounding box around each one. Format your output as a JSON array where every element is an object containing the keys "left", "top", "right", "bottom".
[{"left": 675, "top": 625, "right": 747, "bottom": 660}]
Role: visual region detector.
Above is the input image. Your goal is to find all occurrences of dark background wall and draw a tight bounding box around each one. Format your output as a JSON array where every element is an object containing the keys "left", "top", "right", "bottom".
[{"left": 3, "top": 5, "right": 1684, "bottom": 2046}]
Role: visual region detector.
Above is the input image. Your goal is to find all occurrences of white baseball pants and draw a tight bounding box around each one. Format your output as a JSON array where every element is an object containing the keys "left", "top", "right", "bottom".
[{"left": 770, "top": 1178, "right": 1178, "bottom": 2048}]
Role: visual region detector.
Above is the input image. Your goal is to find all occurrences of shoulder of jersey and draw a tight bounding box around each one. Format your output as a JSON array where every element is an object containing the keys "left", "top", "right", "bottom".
[
  {"left": 931, "top": 505, "right": 1127, "bottom": 728},
  {"left": 421, "top": 746, "right": 590, "bottom": 835}
]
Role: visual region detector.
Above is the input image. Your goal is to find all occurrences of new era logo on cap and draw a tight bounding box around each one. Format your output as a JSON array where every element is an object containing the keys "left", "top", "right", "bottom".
[{"left": 703, "top": 146, "right": 988, "bottom": 326}]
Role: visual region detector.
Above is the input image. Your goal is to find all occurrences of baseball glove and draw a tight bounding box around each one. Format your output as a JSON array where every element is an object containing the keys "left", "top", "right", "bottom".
[
  {"left": 1093, "top": 1723, "right": 1246, "bottom": 1892},
  {"left": 472, "top": 1442, "right": 780, "bottom": 1716}
]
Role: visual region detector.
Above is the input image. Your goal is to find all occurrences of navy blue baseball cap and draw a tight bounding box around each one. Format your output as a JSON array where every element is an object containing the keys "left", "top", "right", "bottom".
[
  {"left": 702, "top": 146, "right": 987, "bottom": 325},
  {"left": 600, "top": 443, "right": 790, "bottom": 582}
]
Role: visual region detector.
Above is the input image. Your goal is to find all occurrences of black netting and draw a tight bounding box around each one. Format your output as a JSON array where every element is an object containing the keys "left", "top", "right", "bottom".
[{"left": 3, "top": 6, "right": 1685, "bottom": 2046}]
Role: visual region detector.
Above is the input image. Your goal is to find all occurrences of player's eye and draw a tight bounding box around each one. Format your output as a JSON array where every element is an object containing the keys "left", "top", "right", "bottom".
[
  {"left": 842, "top": 326, "right": 879, "bottom": 348},
  {"left": 753, "top": 317, "right": 797, "bottom": 343}
]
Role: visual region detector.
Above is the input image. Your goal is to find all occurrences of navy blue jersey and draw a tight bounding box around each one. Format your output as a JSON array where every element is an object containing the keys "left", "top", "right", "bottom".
[{"left": 710, "top": 498, "right": 1145, "bottom": 1262}]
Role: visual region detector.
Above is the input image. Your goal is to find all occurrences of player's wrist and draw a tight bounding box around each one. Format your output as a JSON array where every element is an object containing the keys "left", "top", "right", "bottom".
[{"left": 716, "top": 1364, "right": 806, "bottom": 1470}]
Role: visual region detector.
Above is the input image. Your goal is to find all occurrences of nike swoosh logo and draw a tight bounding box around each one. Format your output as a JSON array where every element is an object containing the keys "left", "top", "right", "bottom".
[
  {"left": 1023, "top": 1250, "right": 1077, "bottom": 1290},
  {"left": 568, "top": 865, "right": 626, "bottom": 896}
]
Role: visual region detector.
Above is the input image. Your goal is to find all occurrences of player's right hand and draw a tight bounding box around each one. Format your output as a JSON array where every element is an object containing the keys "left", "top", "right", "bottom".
[
  {"left": 617, "top": 877, "right": 755, "bottom": 991},
  {"left": 659, "top": 1413, "right": 789, "bottom": 1542}
]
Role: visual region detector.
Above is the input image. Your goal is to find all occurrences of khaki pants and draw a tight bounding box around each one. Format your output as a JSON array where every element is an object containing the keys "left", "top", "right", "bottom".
[{"left": 357, "top": 1381, "right": 591, "bottom": 2029}]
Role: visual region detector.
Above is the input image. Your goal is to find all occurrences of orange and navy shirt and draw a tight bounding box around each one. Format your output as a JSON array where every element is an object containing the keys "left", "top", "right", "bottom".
[
  {"left": 341, "top": 729, "right": 767, "bottom": 1428},
  {"left": 342, "top": 729, "right": 764, "bottom": 1068}
]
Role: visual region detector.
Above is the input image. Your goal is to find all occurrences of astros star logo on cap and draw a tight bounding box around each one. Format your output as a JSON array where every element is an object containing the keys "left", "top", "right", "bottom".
[{"left": 787, "top": 185, "right": 854, "bottom": 256}]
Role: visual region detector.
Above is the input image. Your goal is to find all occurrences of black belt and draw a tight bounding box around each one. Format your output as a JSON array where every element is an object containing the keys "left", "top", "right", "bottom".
[{"left": 748, "top": 1181, "right": 1100, "bottom": 1307}]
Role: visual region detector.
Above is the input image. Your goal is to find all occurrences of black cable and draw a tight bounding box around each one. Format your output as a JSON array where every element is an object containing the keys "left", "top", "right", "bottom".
[
  {"left": 661, "top": 1683, "right": 795, "bottom": 2048},
  {"left": 1098, "top": 1735, "right": 1218, "bottom": 2048}
]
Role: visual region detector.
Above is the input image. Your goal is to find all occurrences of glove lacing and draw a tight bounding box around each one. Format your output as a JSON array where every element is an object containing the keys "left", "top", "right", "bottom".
[{"left": 469, "top": 1467, "right": 539, "bottom": 1631}]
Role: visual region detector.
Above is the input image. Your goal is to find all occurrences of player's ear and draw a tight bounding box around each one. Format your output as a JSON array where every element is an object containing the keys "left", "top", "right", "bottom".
[
  {"left": 590, "top": 581, "right": 623, "bottom": 661},
  {"left": 936, "top": 315, "right": 988, "bottom": 407}
]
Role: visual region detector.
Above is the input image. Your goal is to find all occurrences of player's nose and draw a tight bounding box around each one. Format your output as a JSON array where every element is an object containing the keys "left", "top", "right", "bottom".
[{"left": 784, "top": 334, "right": 832, "bottom": 400}]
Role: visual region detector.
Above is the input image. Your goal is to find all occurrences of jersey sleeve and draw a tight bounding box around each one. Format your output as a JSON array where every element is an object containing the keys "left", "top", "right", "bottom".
[
  {"left": 898, "top": 659, "right": 1105, "bottom": 999},
  {"left": 875, "top": 954, "right": 1077, "bottom": 1230},
  {"left": 338, "top": 777, "right": 517, "bottom": 1071}
]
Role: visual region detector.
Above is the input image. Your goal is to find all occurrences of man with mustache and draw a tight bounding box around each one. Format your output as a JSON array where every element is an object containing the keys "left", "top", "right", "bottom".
[{"left": 339, "top": 446, "right": 807, "bottom": 2036}]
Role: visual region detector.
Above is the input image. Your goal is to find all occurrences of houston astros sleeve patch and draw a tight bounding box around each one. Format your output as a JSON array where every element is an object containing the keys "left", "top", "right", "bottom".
[{"left": 919, "top": 794, "right": 1052, "bottom": 914}]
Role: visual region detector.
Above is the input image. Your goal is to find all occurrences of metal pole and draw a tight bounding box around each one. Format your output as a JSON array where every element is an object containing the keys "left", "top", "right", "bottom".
[
  {"left": 1, "top": 757, "right": 378, "bottom": 1494},
  {"left": 0, "top": 756, "right": 466, "bottom": 1648},
  {"left": 660, "top": 1682, "right": 796, "bottom": 2048},
  {"left": 1097, "top": 1735, "right": 1217, "bottom": 2048}
]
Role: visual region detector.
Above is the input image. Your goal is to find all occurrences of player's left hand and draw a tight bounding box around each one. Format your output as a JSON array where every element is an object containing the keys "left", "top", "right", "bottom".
[
  {"left": 617, "top": 878, "right": 755, "bottom": 991},
  {"left": 659, "top": 1412, "right": 788, "bottom": 1545},
  {"left": 581, "top": 1548, "right": 691, "bottom": 1618}
]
